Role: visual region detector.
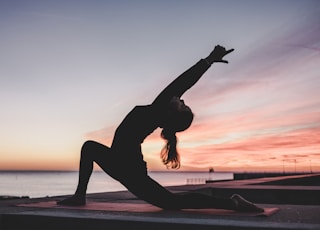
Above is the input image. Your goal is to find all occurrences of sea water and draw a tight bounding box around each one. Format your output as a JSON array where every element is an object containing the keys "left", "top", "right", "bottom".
[{"left": 0, "top": 171, "right": 233, "bottom": 198}]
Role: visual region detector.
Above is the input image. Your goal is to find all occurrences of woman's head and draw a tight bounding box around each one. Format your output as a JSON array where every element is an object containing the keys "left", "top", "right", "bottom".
[
  {"left": 160, "top": 97, "right": 194, "bottom": 169},
  {"left": 165, "top": 96, "right": 194, "bottom": 132}
]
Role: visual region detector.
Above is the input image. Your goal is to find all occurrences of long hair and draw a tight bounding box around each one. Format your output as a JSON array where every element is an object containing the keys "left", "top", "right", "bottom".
[
  {"left": 160, "top": 129, "right": 180, "bottom": 169},
  {"left": 160, "top": 109, "right": 194, "bottom": 169}
]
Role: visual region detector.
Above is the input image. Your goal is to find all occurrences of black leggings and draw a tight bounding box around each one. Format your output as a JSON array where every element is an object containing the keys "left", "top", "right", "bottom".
[
  {"left": 75, "top": 140, "right": 235, "bottom": 210},
  {"left": 123, "top": 175, "right": 235, "bottom": 210}
]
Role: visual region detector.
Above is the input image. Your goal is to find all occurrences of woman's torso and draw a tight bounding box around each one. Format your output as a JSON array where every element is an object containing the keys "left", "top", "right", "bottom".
[{"left": 110, "top": 105, "right": 160, "bottom": 170}]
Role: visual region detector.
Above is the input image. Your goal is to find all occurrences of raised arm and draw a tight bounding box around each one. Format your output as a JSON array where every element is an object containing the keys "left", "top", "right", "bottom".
[{"left": 152, "top": 45, "right": 234, "bottom": 107}]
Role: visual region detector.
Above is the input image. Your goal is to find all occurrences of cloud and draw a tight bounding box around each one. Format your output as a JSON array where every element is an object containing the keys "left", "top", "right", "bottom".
[
  {"left": 178, "top": 124, "right": 320, "bottom": 170},
  {"left": 84, "top": 4, "right": 320, "bottom": 172},
  {"left": 195, "top": 6, "right": 320, "bottom": 102}
]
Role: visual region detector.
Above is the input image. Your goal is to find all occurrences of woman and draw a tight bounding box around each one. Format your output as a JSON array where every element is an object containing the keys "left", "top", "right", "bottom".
[{"left": 57, "top": 45, "right": 263, "bottom": 212}]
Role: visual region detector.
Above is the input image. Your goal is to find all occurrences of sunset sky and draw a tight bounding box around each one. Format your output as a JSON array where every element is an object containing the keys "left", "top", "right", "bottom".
[{"left": 1, "top": 0, "right": 319, "bottom": 172}]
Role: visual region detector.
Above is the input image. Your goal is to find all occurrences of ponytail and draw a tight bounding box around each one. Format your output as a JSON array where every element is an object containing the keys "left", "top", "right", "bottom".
[{"left": 160, "top": 129, "right": 180, "bottom": 169}]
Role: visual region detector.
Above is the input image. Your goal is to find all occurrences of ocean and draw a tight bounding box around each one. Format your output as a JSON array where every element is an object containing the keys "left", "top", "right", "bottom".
[{"left": 0, "top": 171, "right": 233, "bottom": 198}]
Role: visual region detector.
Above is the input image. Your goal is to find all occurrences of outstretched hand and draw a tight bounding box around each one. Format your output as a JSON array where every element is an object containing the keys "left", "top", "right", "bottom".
[{"left": 205, "top": 45, "right": 234, "bottom": 64}]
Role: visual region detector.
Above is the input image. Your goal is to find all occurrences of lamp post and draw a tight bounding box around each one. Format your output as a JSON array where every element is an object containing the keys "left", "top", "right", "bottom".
[{"left": 309, "top": 160, "right": 312, "bottom": 173}]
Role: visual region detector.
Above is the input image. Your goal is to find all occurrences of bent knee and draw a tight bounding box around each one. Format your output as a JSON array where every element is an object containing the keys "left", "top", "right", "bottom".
[
  {"left": 82, "top": 140, "right": 96, "bottom": 151},
  {"left": 81, "top": 140, "right": 110, "bottom": 158},
  {"left": 81, "top": 140, "right": 107, "bottom": 155}
]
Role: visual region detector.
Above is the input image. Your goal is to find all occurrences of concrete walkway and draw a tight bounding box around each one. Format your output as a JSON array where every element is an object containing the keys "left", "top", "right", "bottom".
[{"left": 1, "top": 173, "right": 319, "bottom": 230}]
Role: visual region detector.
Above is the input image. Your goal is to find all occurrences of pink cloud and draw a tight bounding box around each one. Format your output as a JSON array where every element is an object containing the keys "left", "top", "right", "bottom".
[
  {"left": 178, "top": 124, "right": 320, "bottom": 171},
  {"left": 85, "top": 12, "right": 320, "bottom": 172}
]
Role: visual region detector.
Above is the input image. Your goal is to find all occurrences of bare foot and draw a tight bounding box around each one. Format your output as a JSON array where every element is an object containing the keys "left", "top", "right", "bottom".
[
  {"left": 231, "top": 194, "right": 264, "bottom": 212},
  {"left": 57, "top": 194, "right": 86, "bottom": 206}
]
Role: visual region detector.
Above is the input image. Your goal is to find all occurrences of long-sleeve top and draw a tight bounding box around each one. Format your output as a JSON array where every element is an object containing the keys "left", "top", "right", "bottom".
[{"left": 110, "top": 59, "right": 211, "bottom": 175}]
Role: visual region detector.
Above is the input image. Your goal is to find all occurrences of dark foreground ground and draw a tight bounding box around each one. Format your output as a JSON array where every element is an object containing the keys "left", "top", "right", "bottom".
[{"left": 0, "top": 173, "right": 319, "bottom": 230}]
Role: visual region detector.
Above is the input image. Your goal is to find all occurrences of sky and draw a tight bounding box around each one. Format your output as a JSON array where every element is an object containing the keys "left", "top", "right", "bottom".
[{"left": 1, "top": 0, "right": 319, "bottom": 172}]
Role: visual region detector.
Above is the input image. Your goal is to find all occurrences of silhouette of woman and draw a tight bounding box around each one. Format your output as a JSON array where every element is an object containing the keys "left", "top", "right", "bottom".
[{"left": 57, "top": 45, "right": 263, "bottom": 212}]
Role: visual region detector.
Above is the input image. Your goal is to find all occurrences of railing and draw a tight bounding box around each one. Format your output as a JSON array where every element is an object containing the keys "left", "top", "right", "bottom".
[{"left": 186, "top": 178, "right": 207, "bottom": 185}]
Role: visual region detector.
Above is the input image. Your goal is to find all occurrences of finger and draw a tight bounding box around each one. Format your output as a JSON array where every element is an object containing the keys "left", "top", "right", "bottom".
[
  {"left": 225, "top": 48, "right": 235, "bottom": 55},
  {"left": 218, "top": 60, "right": 229, "bottom": 64}
]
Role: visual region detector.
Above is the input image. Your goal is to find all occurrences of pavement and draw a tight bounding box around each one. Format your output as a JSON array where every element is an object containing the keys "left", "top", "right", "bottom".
[{"left": 0, "top": 173, "right": 320, "bottom": 230}]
